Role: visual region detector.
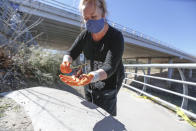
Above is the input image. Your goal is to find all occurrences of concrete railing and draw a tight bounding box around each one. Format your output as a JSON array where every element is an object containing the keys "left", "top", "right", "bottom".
[{"left": 123, "top": 63, "right": 196, "bottom": 119}]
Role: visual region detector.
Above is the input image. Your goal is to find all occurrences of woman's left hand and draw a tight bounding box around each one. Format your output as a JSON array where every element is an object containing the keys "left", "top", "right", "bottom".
[{"left": 59, "top": 73, "right": 94, "bottom": 87}]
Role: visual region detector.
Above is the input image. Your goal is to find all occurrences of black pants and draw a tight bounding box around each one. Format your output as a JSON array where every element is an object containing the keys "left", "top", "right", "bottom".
[{"left": 85, "top": 74, "right": 124, "bottom": 116}]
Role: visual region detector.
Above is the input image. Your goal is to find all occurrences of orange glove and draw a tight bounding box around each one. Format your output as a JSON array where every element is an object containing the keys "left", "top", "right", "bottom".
[
  {"left": 60, "top": 62, "right": 72, "bottom": 74},
  {"left": 59, "top": 73, "right": 94, "bottom": 87},
  {"left": 79, "top": 74, "right": 94, "bottom": 86}
]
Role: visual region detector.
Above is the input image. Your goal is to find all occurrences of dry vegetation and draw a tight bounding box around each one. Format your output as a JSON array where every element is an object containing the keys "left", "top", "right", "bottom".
[{"left": 0, "top": 0, "right": 65, "bottom": 93}]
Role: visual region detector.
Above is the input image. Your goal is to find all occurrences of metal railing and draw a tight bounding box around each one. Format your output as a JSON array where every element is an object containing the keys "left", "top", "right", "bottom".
[{"left": 123, "top": 63, "right": 196, "bottom": 119}]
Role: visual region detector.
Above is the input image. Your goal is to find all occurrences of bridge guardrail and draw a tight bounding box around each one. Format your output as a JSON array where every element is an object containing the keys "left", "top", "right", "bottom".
[{"left": 123, "top": 63, "right": 196, "bottom": 119}]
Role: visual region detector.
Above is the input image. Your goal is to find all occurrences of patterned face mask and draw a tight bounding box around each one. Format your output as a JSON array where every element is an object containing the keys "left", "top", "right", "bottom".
[{"left": 85, "top": 18, "right": 105, "bottom": 33}]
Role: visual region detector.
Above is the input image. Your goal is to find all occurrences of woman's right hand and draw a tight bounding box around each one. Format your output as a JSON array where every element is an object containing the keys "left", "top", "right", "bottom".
[{"left": 60, "top": 61, "right": 72, "bottom": 74}]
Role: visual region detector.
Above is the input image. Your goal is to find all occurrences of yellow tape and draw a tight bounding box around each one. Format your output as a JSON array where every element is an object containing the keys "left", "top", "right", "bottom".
[
  {"left": 176, "top": 107, "right": 196, "bottom": 128},
  {"left": 122, "top": 88, "right": 196, "bottom": 128}
]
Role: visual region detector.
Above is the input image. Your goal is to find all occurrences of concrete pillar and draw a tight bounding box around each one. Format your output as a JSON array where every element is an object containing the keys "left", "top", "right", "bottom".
[
  {"left": 147, "top": 58, "right": 151, "bottom": 84},
  {"left": 124, "top": 58, "right": 128, "bottom": 84},
  {"left": 168, "top": 58, "right": 173, "bottom": 88},
  {"left": 124, "top": 66, "right": 128, "bottom": 84},
  {"left": 134, "top": 58, "right": 139, "bottom": 80},
  {"left": 141, "top": 68, "right": 147, "bottom": 93},
  {"left": 189, "top": 69, "right": 192, "bottom": 79},
  {"left": 147, "top": 58, "right": 151, "bottom": 75},
  {"left": 160, "top": 68, "right": 163, "bottom": 73}
]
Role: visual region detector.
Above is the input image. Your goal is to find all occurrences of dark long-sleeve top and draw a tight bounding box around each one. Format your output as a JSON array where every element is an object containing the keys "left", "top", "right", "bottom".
[{"left": 64, "top": 25, "right": 125, "bottom": 90}]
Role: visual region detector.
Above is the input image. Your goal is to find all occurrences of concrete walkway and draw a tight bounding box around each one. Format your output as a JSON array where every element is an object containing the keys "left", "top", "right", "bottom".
[{"left": 1, "top": 87, "right": 195, "bottom": 131}]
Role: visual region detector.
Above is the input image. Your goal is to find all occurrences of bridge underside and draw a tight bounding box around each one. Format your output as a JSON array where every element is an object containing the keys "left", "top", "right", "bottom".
[{"left": 28, "top": 16, "right": 189, "bottom": 63}]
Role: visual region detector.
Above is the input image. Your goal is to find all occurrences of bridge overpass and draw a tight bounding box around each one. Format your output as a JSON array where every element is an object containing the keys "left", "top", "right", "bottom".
[{"left": 10, "top": 0, "right": 196, "bottom": 63}]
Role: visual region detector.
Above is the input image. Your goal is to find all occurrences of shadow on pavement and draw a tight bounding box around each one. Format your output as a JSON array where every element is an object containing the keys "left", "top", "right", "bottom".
[{"left": 93, "top": 116, "right": 128, "bottom": 131}]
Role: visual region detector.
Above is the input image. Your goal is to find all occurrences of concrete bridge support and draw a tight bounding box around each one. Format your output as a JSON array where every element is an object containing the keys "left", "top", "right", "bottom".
[
  {"left": 134, "top": 58, "right": 139, "bottom": 80},
  {"left": 146, "top": 58, "right": 152, "bottom": 87},
  {"left": 167, "top": 58, "right": 173, "bottom": 88},
  {"left": 189, "top": 69, "right": 192, "bottom": 79}
]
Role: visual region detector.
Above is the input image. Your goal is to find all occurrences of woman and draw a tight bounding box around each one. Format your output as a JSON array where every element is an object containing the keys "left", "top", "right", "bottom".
[{"left": 59, "top": 0, "right": 125, "bottom": 116}]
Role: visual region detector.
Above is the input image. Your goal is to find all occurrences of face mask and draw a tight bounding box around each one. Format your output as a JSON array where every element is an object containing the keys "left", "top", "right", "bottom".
[{"left": 85, "top": 18, "right": 105, "bottom": 33}]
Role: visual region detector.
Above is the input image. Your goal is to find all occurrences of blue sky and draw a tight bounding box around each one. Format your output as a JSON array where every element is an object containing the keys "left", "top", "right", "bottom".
[{"left": 56, "top": 0, "right": 196, "bottom": 56}]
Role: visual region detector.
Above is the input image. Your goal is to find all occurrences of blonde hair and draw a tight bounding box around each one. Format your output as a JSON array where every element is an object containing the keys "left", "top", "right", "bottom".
[{"left": 79, "top": 0, "right": 107, "bottom": 17}]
